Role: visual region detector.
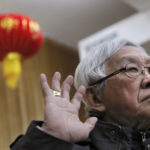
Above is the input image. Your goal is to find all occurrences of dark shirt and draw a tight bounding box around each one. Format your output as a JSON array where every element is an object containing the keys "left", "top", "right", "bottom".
[{"left": 10, "top": 120, "right": 150, "bottom": 150}]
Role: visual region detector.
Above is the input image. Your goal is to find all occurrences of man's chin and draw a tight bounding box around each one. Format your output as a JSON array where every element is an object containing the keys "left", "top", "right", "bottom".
[
  {"left": 110, "top": 115, "right": 150, "bottom": 130},
  {"left": 129, "top": 115, "right": 150, "bottom": 130}
]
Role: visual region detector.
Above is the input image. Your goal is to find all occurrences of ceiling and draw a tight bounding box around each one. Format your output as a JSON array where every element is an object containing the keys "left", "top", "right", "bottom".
[
  {"left": 121, "top": 0, "right": 150, "bottom": 11},
  {"left": 0, "top": 0, "right": 137, "bottom": 48}
]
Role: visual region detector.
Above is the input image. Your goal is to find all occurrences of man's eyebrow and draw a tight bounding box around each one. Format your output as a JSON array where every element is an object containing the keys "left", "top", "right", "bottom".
[
  {"left": 119, "top": 57, "right": 150, "bottom": 64},
  {"left": 119, "top": 57, "right": 138, "bottom": 64}
]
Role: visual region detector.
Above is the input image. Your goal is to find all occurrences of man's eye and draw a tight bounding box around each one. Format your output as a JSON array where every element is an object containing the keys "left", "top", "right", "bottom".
[{"left": 127, "top": 67, "right": 138, "bottom": 72}]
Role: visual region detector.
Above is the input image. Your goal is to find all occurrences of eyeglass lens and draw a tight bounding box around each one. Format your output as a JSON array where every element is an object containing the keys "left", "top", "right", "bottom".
[{"left": 125, "top": 63, "right": 150, "bottom": 78}]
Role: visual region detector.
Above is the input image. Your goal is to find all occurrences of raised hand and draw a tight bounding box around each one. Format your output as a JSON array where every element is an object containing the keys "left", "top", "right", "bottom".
[{"left": 40, "top": 72, "right": 97, "bottom": 142}]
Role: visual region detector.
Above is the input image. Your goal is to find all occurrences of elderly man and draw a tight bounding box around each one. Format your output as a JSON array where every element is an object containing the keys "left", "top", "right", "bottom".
[{"left": 11, "top": 39, "right": 150, "bottom": 150}]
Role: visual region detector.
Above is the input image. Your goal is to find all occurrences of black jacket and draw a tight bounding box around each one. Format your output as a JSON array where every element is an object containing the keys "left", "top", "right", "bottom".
[{"left": 10, "top": 120, "right": 150, "bottom": 150}]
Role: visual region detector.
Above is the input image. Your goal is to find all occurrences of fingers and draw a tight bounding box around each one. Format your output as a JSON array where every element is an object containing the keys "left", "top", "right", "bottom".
[
  {"left": 72, "top": 85, "right": 86, "bottom": 110},
  {"left": 40, "top": 73, "right": 51, "bottom": 101},
  {"left": 52, "top": 72, "right": 73, "bottom": 100},
  {"left": 41, "top": 72, "right": 73, "bottom": 100},
  {"left": 51, "top": 72, "right": 61, "bottom": 92},
  {"left": 41, "top": 72, "right": 80, "bottom": 104},
  {"left": 61, "top": 75, "right": 73, "bottom": 100}
]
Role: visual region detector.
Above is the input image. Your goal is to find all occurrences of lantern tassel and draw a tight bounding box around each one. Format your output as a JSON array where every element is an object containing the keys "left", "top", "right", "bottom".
[{"left": 2, "top": 52, "right": 21, "bottom": 89}]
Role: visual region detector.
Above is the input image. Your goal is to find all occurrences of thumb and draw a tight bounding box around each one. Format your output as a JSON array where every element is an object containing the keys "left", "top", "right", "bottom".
[{"left": 84, "top": 117, "right": 98, "bottom": 133}]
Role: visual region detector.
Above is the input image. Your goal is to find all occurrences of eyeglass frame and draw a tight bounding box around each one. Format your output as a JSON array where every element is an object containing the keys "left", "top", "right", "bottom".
[{"left": 89, "top": 64, "right": 150, "bottom": 86}]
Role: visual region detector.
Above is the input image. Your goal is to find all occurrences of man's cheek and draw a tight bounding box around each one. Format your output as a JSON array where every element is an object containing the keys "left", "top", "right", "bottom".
[{"left": 124, "top": 83, "right": 139, "bottom": 99}]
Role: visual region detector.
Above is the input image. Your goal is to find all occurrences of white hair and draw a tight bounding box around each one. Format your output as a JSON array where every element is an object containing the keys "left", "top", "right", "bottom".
[{"left": 74, "top": 39, "right": 146, "bottom": 112}]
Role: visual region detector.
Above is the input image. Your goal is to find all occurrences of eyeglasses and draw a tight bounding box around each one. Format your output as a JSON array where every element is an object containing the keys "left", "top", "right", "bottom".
[{"left": 89, "top": 63, "right": 150, "bottom": 86}]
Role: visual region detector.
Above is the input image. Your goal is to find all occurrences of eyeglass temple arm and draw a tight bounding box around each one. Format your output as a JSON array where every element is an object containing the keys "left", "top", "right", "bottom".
[{"left": 89, "top": 68, "right": 126, "bottom": 86}]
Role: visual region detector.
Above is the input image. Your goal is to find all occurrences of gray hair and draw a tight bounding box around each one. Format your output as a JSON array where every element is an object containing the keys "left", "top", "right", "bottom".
[{"left": 74, "top": 39, "right": 146, "bottom": 112}]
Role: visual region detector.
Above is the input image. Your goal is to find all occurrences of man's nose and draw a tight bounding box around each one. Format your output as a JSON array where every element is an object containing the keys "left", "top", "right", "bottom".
[{"left": 141, "top": 73, "right": 150, "bottom": 88}]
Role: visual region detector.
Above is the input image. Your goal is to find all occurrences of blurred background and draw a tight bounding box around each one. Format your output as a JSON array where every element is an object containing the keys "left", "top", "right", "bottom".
[{"left": 0, "top": 0, "right": 150, "bottom": 149}]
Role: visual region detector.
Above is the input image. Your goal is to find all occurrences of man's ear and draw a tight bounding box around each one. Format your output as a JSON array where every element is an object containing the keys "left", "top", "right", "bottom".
[{"left": 84, "top": 86, "right": 106, "bottom": 112}]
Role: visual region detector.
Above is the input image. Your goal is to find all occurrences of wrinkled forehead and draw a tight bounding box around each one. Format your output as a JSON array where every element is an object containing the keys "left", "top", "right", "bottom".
[
  {"left": 108, "top": 46, "right": 150, "bottom": 67},
  {"left": 120, "top": 55, "right": 150, "bottom": 65}
]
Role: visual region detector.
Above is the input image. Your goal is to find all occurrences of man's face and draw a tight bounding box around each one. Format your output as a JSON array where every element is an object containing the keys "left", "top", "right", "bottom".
[{"left": 101, "top": 45, "right": 150, "bottom": 128}]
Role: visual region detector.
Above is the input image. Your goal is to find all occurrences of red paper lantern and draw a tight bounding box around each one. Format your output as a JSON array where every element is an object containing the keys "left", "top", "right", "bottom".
[{"left": 0, "top": 13, "right": 43, "bottom": 88}]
